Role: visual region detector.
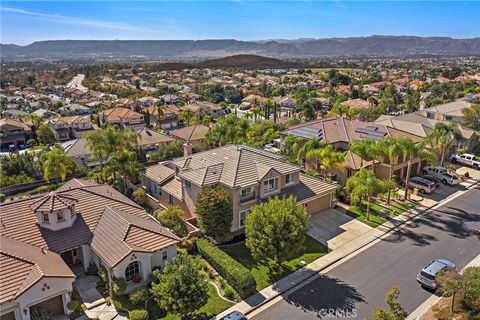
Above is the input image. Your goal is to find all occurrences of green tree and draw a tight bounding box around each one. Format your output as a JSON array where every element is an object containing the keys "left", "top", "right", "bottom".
[
  {"left": 195, "top": 185, "right": 233, "bottom": 243},
  {"left": 397, "top": 138, "right": 435, "bottom": 200},
  {"left": 367, "top": 286, "right": 407, "bottom": 320},
  {"left": 349, "top": 138, "right": 377, "bottom": 168},
  {"left": 377, "top": 137, "right": 403, "bottom": 205},
  {"left": 40, "top": 148, "right": 72, "bottom": 182},
  {"left": 155, "top": 205, "right": 188, "bottom": 238},
  {"left": 296, "top": 137, "right": 325, "bottom": 164},
  {"left": 151, "top": 254, "right": 208, "bottom": 318},
  {"left": 426, "top": 122, "right": 464, "bottom": 166},
  {"left": 461, "top": 104, "right": 480, "bottom": 131},
  {"left": 104, "top": 150, "right": 141, "bottom": 193},
  {"left": 460, "top": 267, "right": 480, "bottom": 310},
  {"left": 245, "top": 196, "right": 309, "bottom": 262},
  {"left": 306, "top": 144, "right": 346, "bottom": 180},
  {"left": 179, "top": 108, "right": 194, "bottom": 126},
  {"left": 346, "top": 168, "right": 390, "bottom": 221},
  {"left": 131, "top": 188, "right": 147, "bottom": 205},
  {"left": 436, "top": 268, "right": 462, "bottom": 312},
  {"left": 36, "top": 123, "right": 56, "bottom": 146},
  {"left": 85, "top": 125, "right": 137, "bottom": 165}
]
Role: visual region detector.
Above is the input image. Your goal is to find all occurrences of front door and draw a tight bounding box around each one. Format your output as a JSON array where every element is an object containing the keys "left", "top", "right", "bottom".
[{"left": 60, "top": 248, "right": 80, "bottom": 266}]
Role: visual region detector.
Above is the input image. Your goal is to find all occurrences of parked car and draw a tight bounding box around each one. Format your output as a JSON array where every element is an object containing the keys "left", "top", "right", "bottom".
[
  {"left": 420, "top": 175, "right": 441, "bottom": 188},
  {"left": 407, "top": 177, "right": 437, "bottom": 194},
  {"left": 220, "top": 311, "right": 247, "bottom": 320},
  {"left": 450, "top": 153, "right": 480, "bottom": 169},
  {"left": 417, "top": 259, "right": 456, "bottom": 289},
  {"left": 422, "top": 166, "right": 461, "bottom": 185}
]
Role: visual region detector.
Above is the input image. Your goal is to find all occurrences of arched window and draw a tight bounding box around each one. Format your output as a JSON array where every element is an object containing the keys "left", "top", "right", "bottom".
[{"left": 125, "top": 261, "right": 140, "bottom": 282}]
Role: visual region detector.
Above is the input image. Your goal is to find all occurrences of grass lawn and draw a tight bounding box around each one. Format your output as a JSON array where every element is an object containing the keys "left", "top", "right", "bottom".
[
  {"left": 112, "top": 282, "right": 233, "bottom": 320},
  {"left": 220, "top": 235, "right": 329, "bottom": 291},
  {"left": 347, "top": 200, "right": 418, "bottom": 228}
]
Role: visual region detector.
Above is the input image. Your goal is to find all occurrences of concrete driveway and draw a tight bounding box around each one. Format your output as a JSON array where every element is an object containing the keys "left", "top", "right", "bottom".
[{"left": 307, "top": 208, "right": 372, "bottom": 250}]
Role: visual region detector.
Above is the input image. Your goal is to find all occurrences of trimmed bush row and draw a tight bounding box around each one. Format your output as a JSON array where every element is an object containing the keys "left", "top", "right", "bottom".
[{"left": 197, "top": 239, "right": 255, "bottom": 298}]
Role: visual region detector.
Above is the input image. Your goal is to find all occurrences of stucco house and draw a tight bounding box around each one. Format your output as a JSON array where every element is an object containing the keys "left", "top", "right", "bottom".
[
  {"left": 141, "top": 144, "right": 338, "bottom": 232},
  {"left": 0, "top": 118, "right": 32, "bottom": 151},
  {"left": 0, "top": 179, "right": 180, "bottom": 320},
  {"left": 98, "top": 107, "right": 145, "bottom": 131}
]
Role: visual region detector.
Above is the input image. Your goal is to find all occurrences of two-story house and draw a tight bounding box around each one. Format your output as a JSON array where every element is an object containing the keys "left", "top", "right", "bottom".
[
  {"left": 0, "top": 118, "right": 32, "bottom": 151},
  {"left": 98, "top": 107, "right": 145, "bottom": 131},
  {"left": 419, "top": 100, "right": 471, "bottom": 123},
  {"left": 0, "top": 179, "right": 180, "bottom": 320},
  {"left": 142, "top": 144, "right": 338, "bottom": 233},
  {"left": 181, "top": 102, "right": 225, "bottom": 120},
  {"left": 144, "top": 105, "right": 180, "bottom": 129},
  {"left": 49, "top": 116, "right": 96, "bottom": 142}
]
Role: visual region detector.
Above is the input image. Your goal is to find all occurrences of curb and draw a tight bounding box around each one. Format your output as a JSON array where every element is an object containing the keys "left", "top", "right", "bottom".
[{"left": 240, "top": 179, "right": 480, "bottom": 317}]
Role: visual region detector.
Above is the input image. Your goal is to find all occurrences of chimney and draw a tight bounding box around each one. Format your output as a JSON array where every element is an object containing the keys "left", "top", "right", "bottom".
[{"left": 183, "top": 141, "right": 192, "bottom": 157}]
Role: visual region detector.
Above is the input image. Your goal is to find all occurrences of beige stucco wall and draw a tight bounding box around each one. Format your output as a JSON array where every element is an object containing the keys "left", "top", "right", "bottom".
[{"left": 302, "top": 194, "right": 332, "bottom": 214}]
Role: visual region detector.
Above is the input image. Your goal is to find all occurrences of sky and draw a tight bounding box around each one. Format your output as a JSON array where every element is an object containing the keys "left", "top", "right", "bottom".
[{"left": 1, "top": 1, "right": 479, "bottom": 45}]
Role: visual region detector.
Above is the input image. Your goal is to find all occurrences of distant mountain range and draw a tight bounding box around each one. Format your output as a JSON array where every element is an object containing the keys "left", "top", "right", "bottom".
[{"left": 2, "top": 36, "right": 480, "bottom": 60}]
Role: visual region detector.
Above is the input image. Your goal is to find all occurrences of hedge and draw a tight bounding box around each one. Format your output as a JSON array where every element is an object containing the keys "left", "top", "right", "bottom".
[
  {"left": 197, "top": 239, "right": 255, "bottom": 298},
  {"left": 128, "top": 310, "right": 148, "bottom": 320}
]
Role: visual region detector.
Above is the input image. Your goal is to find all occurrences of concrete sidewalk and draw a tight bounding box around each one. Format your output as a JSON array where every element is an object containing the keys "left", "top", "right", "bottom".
[{"left": 215, "top": 180, "right": 478, "bottom": 319}]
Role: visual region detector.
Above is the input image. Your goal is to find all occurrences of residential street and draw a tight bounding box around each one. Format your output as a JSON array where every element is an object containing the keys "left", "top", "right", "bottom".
[{"left": 251, "top": 185, "right": 480, "bottom": 320}]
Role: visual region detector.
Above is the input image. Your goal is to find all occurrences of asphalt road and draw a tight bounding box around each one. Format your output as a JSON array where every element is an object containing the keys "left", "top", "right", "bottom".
[{"left": 251, "top": 185, "right": 480, "bottom": 320}]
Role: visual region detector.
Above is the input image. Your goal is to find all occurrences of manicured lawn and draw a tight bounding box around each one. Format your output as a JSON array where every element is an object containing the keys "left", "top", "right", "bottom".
[
  {"left": 347, "top": 200, "right": 418, "bottom": 228},
  {"left": 112, "top": 282, "right": 233, "bottom": 320},
  {"left": 220, "top": 235, "right": 329, "bottom": 291}
]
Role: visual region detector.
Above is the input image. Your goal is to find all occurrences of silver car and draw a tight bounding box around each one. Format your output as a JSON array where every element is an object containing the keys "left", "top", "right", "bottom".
[
  {"left": 219, "top": 311, "right": 247, "bottom": 320},
  {"left": 417, "top": 259, "right": 456, "bottom": 289}
]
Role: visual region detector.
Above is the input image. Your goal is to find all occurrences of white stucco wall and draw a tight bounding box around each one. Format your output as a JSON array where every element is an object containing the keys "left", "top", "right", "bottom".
[{"left": 13, "top": 277, "right": 74, "bottom": 320}]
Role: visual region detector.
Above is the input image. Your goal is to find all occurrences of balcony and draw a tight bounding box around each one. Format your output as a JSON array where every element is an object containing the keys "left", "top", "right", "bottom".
[{"left": 240, "top": 191, "right": 256, "bottom": 204}]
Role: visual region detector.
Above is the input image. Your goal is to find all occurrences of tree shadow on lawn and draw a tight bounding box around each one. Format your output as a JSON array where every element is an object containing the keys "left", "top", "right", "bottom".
[{"left": 278, "top": 275, "right": 365, "bottom": 316}]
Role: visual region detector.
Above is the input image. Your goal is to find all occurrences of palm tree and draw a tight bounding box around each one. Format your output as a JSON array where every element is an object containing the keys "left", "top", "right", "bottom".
[
  {"left": 252, "top": 107, "right": 262, "bottom": 123},
  {"left": 306, "top": 144, "right": 346, "bottom": 180},
  {"left": 296, "top": 137, "right": 325, "bottom": 165},
  {"left": 349, "top": 138, "right": 377, "bottom": 168},
  {"left": 426, "top": 122, "right": 464, "bottom": 166},
  {"left": 328, "top": 101, "right": 349, "bottom": 118},
  {"left": 377, "top": 137, "right": 403, "bottom": 205},
  {"left": 180, "top": 108, "right": 194, "bottom": 126},
  {"left": 398, "top": 138, "right": 435, "bottom": 200},
  {"left": 40, "top": 148, "right": 71, "bottom": 182},
  {"left": 104, "top": 150, "right": 141, "bottom": 194},
  {"left": 346, "top": 168, "right": 390, "bottom": 221},
  {"left": 283, "top": 135, "right": 303, "bottom": 163}
]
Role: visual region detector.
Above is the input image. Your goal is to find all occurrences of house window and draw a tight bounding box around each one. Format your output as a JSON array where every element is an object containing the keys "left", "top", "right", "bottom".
[
  {"left": 57, "top": 212, "right": 65, "bottom": 222},
  {"left": 162, "top": 251, "right": 168, "bottom": 261},
  {"left": 263, "top": 178, "right": 278, "bottom": 194},
  {"left": 285, "top": 173, "right": 294, "bottom": 185},
  {"left": 125, "top": 261, "right": 140, "bottom": 282},
  {"left": 42, "top": 213, "right": 49, "bottom": 223},
  {"left": 241, "top": 186, "right": 252, "bottom": 197},
  {"left": 239, "top": 209, "right": 252, "bottom": 228},
  {"left": 168, "top": 194, "right": 174, "bottom": 205},
  {"left": 184, "top": 180, "right": 192, "bottom": 189},
  {"left": 426, "top": 112, "right": 434, "bottom": 119}
]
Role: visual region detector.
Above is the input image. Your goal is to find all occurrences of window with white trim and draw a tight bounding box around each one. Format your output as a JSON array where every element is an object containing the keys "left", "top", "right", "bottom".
[
  {"left": 239, "top": 209, "right": 252, "bottom": 228},
  {"left": 42, "top": 213, "right": 49, "bottom": 223},
  {"left": 168, "top": 194, "right": 174, "bottom": 205},
  {"left": 162, "top": 251, "right": 168, "bottom": 261},
  {"left": 184, "top": 180, "right": 192, "bottom": 189},
  {"left": 241, "top": 186, "right": 253, "bottom": 197},
  {"left": 57, "top": 212, "right": 65, "bottom": 222},
  {"left": 285, "top": 173, "right": 294, "bottom": 185},
  {"left": 125, "top": 261, "right": 140, "bottom": 282},
  {"left": 263, "top": 177, "right": 278, "bottom": 194}
]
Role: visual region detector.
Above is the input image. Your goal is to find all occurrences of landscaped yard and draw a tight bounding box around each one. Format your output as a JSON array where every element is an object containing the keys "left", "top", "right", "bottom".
[
  {"left": 111, "top": 282, "right": 233, "bottom": 320},
  {"left": 220, "top": 235, "right": 329, "bottom": 291},
  {"left": 347, "top": 199, "right": 418, "bottom": 228}
]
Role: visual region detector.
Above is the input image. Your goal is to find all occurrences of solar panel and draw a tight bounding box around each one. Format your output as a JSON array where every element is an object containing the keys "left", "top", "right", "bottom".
[
  {"left": 288, "top": 127, "right": 323, "bottom": 140},
  {"left": 355, "top": 127, "right": 387, "bottom": 140}
]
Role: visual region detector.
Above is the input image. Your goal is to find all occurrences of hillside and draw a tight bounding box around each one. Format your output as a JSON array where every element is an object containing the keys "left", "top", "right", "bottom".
[{"left": 1, "top": 36, "right": 480, "bottom": 60}]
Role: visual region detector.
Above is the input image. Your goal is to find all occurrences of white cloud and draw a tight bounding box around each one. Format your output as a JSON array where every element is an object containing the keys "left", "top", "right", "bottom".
[{"left": 0, "top": 6, "right": 150, "bottom": 31}]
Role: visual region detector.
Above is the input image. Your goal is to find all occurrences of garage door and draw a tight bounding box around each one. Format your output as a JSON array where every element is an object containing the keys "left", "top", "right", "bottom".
[
  {"left": 304, "top": 194, "right": 331, "bottom": 214},
  {"left": 0, "top": 312, "right": 15, "bottom": 320},
  {"left": 30, "top": 295, "right": 64, "bottom": 316}
]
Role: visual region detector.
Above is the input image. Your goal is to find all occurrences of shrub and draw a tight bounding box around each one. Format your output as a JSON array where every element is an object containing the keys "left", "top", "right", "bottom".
[
  {"left": 180, "top": 236, "right": 197, "bottom": 252},
  {"left": 0, "top": 193, "right": 6, "bottom": 203},
  {"left": 223, "top": 286, "right": 237, "bottom": 301},
  {"left": 86, "top": 263, "right": 98, "bottom": 276},
  {"left": 98, "top": 266, "right": 108, "bottom": 283},
  {"left": 132, "top": 188, "right": 147, "bottom": 206},
  {"left": 129, "top": 287, "right": 150, "bottom": 306},
  {"left": 36, "top": 186, "right": 50, "bottom": 194},
  {"left": 128, "top": 309, "right": 149, "bottom": 320},
  {"left": 111, "top": 277, "right": 126, "bottom": 296},
  {"left": 112, "top": 300, "right": 128, "bottom": 313},
  {"left": 196, "top": 239, "right": 256, "bottom": 298},
  {"left": 155, "top": 206, "right": 188, "bottom": 237},
  {"left": 66, "top": 300, "right": 80, "bottom": 311}
]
